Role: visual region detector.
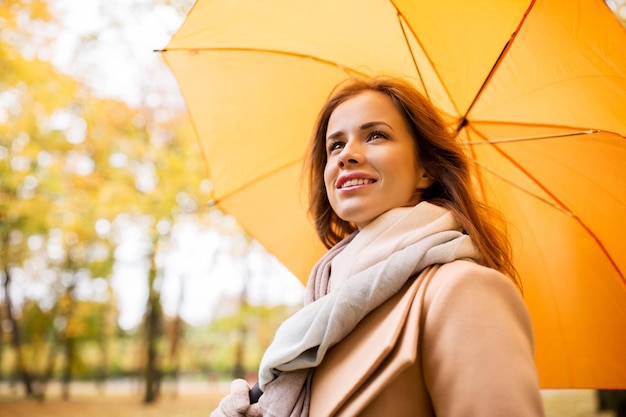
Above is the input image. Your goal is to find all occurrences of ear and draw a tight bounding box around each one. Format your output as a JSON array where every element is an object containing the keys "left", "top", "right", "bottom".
[{"left": 416, "top": 170, "right": 434, "bottom": 190}]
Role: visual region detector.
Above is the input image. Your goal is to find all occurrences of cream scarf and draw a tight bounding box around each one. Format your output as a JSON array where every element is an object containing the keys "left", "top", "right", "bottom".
[{"left": 257, "top": 202, "right": 481, "bottom": 417}]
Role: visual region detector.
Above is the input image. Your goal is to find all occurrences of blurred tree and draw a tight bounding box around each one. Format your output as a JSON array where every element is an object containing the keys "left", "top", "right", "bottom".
[
  {"left": 1, "top": 0, "right": 211, "bottom": 404},
  {"left": 207, "top": 302, "right": 299, "bottom": 380},
  {"left": 18, "top": 299, "right": 56, "bottom": 390},
  {"left": 0, "top": 1, "right": 77, "bottom": 398},
  {"left": 231, "top": 236, "right": 253, "bottom": 381}
]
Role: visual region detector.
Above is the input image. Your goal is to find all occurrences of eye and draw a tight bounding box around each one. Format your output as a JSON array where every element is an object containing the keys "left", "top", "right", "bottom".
[
  {"left": 327, "top": 141, "right": 345, "bottom": 153},
  {"left": 368, "top": 130, "right": 388, "bottom": 141}
]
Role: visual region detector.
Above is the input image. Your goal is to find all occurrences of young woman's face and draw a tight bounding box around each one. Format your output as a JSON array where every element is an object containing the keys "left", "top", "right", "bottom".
[{"left": 323, "top": 90, "right": 429, "bottom": 229}]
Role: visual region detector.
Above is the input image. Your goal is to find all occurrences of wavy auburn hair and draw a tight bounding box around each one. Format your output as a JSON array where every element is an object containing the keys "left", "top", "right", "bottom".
[{"left": 304, "top": 75, "right": 519, "bottom": 287}]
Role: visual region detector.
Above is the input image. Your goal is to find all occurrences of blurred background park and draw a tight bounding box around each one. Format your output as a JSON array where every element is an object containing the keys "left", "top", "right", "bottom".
[{"left": 1, "top": 0, "right": 625, "bottom": 416}]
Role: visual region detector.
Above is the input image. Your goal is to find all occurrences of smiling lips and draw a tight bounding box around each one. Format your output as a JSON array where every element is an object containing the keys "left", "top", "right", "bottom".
[{"left": 337, "top": 177, "right": 376, "bottom": 189}]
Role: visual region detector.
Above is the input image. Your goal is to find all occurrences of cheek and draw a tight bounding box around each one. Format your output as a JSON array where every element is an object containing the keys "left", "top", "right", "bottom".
[
  {"left": 323, "top": 163, "right": 334, "bottom": 187},
  {"left": 393, "top": 154, "right": 422, "bottom": 189}
]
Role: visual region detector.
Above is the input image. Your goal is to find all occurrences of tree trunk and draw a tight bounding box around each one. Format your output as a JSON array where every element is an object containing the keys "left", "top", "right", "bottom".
[
  {"left": 38, "top": 334, "right": 59, "bottom": 401},
  {"left": 61, "top": 336, "right": 75, "bottom": 400},
  {"left": 168, "top": 316, "right": 182, "bottom": 398},
  {"left": 3, "top": 267, "right": 36, "bottom": 398},
  {"left": 60, "top": 283, "right": 77, "bottom": 401},
  {"left": 232, "top": 325, "right": 247, "bottom": 380},
  {"left": 232, "top": 266, "right": 249, "bottom": 380},
  {"left": 95, "top": 330, "right": 108, "bottom": 394},
  {"left": 143, "top": 267, "right": 162, "bottom": 404}
]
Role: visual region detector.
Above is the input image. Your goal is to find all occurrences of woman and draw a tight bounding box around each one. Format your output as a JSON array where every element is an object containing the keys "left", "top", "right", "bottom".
[{"left": 211, "top": 76, "right": 544, "bottom": 416}]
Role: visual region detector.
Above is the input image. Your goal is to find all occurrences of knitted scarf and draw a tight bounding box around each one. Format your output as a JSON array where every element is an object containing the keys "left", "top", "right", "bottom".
[{"left": 257, "top": 202, "right": 481, "bottom": 417}]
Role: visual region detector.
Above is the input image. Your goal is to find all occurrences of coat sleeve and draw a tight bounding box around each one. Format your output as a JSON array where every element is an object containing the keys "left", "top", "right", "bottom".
[{"left": 421, "top": 260, "right": 545, "bottom": 417}]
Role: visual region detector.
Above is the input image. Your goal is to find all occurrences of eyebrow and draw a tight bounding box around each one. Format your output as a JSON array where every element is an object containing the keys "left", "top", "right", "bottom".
[{"left": 326, "top": 121, "right": 394, "bottom": 141}]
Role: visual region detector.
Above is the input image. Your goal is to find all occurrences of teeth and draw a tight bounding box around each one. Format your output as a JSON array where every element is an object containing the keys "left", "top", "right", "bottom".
[{"left": 341, "top": 178, "right": 374, "bottom": 188}]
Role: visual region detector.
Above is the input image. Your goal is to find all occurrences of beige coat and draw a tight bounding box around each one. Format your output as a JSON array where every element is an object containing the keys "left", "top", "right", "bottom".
[{"left": 310, "top": 260, "right": 544, "bottom": 416}]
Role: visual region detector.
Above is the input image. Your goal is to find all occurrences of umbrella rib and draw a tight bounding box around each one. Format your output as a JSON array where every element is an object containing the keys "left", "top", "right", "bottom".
[
  {"left": 470, "top": 128, "right": 625, "bottom": 285},
  {"left": 390, "top": 1, "right": 460, "bottom": 114},
  {"left": 473, "top": 161, "right": 573, "bottom": 216},
  {"left": 395, "top": 12, "right": 430, "bottom": 102},
  {"left": 455, "top": 0, "right": 538, "bottom": 132},
  {"left": 464, "top": 130, "right": 597, "bottom": 145},
  {"left": 467, "top": 120, "right": 625, "bottom": 136},
  {"left": 160, "top": 46, "right": 373, "bottom": 79},
  {"left": 211, "top": 158, "right": 304, "bottom": 205}
]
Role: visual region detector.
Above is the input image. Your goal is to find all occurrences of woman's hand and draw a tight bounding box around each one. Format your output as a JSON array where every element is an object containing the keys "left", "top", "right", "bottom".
[{"left": 210, "top": 379, "right": 262, "bottom": 417}]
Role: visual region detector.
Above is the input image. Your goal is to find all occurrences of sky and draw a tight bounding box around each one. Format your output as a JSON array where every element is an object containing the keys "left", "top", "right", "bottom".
[
  {"left": 48, "top": 0, "right": 186, "bottom": 109},
  {"left": 110, "top": 214, "right": 305, "bottom": 329},
  {"left": 41, "top": 0, "right": 305, "bottom": 329}
]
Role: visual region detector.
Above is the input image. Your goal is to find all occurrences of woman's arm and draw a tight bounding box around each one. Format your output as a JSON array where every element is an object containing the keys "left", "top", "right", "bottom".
[{"left": 422, "top": 260, "right": 545, "bottom": 416}]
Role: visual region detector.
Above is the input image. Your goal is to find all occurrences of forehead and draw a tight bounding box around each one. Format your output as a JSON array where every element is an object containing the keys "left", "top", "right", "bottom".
[{"left": 327, "top": 90, "right": 403, "bottom": 129}]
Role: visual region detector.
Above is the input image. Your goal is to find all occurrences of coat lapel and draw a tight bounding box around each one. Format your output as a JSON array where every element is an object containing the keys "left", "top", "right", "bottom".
[{"left": 310, "top": 266, "right": 438, "bottom": 416}]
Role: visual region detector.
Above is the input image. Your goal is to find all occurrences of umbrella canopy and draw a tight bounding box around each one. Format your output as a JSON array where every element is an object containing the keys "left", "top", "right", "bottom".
[{"left": 160, "top": 0, "right": 626, "bottom": 388}]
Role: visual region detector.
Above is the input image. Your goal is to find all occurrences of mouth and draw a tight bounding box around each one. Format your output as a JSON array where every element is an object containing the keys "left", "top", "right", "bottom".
[{"left": 337, "top": 178, "right": 376, "bottom": 189}]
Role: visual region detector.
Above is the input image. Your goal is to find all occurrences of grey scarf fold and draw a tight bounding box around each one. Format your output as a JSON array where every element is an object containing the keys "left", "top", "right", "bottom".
[{"left": 258, "top": 202, "right": 481, "bottom": 417}]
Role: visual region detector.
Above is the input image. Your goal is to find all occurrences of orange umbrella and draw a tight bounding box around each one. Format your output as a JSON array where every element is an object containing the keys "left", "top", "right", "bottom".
[{"left": 160, "top": 0, "right": 626, "bottom": 388}]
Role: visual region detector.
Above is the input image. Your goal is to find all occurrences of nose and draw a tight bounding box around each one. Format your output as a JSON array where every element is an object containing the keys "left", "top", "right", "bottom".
[{"left": 337, "top": 141, "right": 363, "bottom": 168}]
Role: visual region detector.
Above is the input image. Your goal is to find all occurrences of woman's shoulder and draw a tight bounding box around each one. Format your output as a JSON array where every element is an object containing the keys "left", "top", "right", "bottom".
[
  {"left": 429, "top": 259, "right": 520, "bottom": 296},
  {"left": 424, "top": 260, "right": 530, "bottom": 327}
]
